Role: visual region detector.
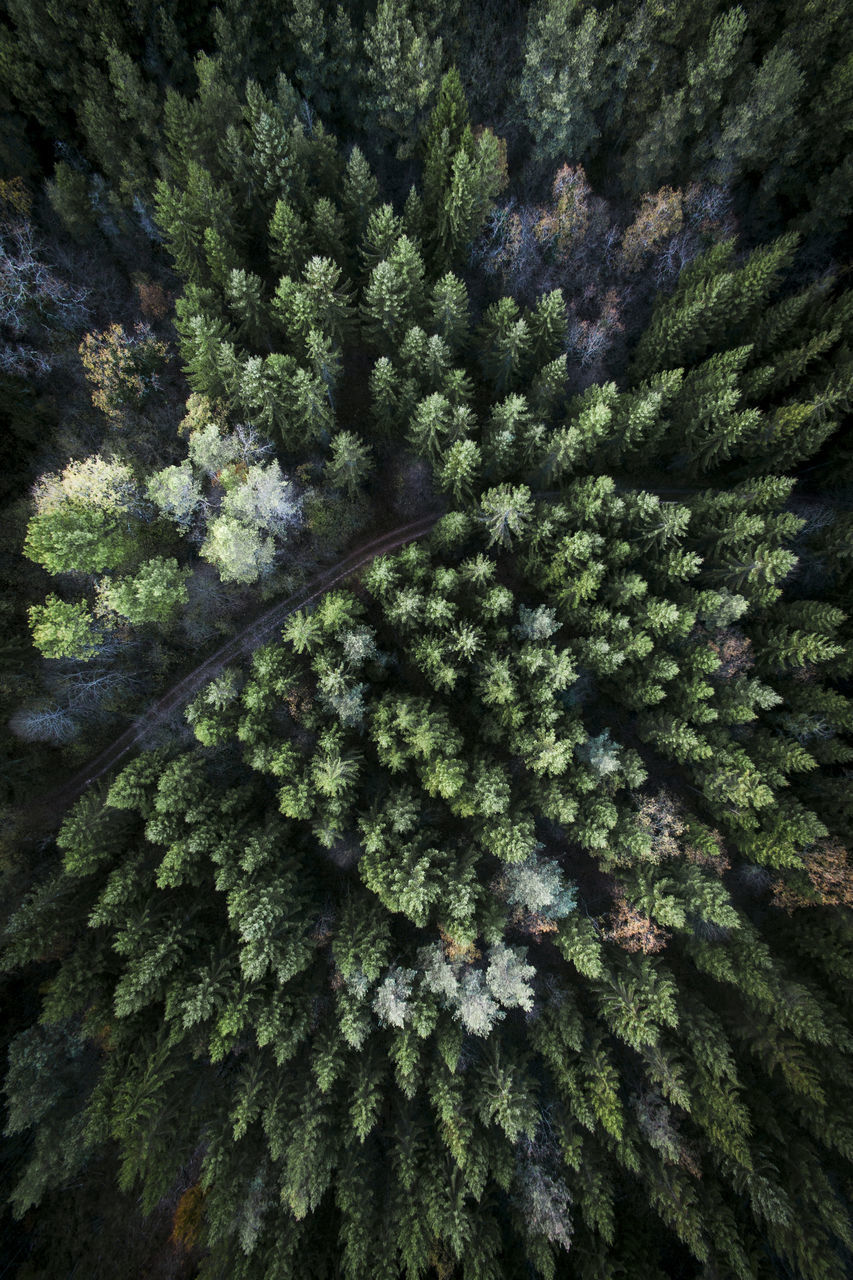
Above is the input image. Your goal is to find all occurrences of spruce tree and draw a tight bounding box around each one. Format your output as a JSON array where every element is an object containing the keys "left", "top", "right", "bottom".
[{"left": 363, "top": 0, "right": 443, "bottom": 160}]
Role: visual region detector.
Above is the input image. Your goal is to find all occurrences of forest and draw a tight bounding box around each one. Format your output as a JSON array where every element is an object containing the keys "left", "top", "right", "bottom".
[{"left": 0, "top": 2, "right": 851, "bottom": 1277}]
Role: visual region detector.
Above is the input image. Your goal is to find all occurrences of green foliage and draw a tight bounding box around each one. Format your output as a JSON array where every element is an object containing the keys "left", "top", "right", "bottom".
[
  {"left": 518, "top": 0, "right": 611, "bottom": 166},
  {"left": 361, "top": 236, "right": 426, "bottom": 350},
  {"left": 478, "top": 484, "right": 534, "bottom": 547},
  {"left": 4, "top": 12, "right": 853, "bottom": 1278},
  {"left": 200, "top": 515, "right": 274, "bottom": 583},
  {"left": 24, "top": 456, "right": 142, "bottom": 575},
  {"left": 429, "top": 272, "right": 470, "bottom": 351},
  {"left": 420, "top": 68, "right": 506, "bottom": 269},
  {"left": 478, "top": 296, "right": 531, "bottom": 393},
  {"left": 326, "top": 431, "right": 373, "bottom": 497},
  {"left": 341, "top": 146, "right": 379, "bottom": 245},
  {"left": 97, "top": 557, "right": 190, "bottom": 628},
  {"left": 269, "top": 198, "right": 308, "bottom": 277},
  {"left": 422, "top": 67, "right": 470, "bottom": 213},
  {"left": 28, "top": 594, "right": 103, "bottom": 660},
  {"left": 364, "top": 0, "right": 443, "bottom": 159}
]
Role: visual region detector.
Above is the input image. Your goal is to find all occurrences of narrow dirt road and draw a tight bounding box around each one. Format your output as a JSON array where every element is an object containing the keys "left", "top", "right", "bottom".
[{"left": 26, "top": 512, "right": 440, "bottom": 831}]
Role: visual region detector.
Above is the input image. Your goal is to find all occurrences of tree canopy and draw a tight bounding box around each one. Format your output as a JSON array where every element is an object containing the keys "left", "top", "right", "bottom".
[{"left": 1, "top": 3, "right": 852, "bottom": 1278}]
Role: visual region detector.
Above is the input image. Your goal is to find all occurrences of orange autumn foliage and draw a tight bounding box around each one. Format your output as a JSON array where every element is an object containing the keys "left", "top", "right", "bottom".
[
  {"left": 135, "top": 276, "right": 171, "bottom": 321},
  {"left": 512, "top": 908, "right": 559, "bottom": 940},
  {"left": 79, "top": 322, "right": 166, "bottom": 422},
  {"left": 603, "top": 891, "right": 670, "bottom": 955},
  {"left": 619, "top": 186, "right": 685, "bottom": 272},
  {"left": 708, "top": 629, "right": 754, "bottom": 678},
  {"left": 534, "top": 164, "right": 592, "bottom": 258},
  {"left": 0, "top": 176, "right": 31, "bottom": 218},
  {"left": 439, "top": 926, "right": 480, "bottom": 964},
  {"left": 637, "top": 789, "right": 686, "bottom": 862},
  {"left": 171, "top": 1182, "right": 207, "bottom": 1250},
  {"left": 772, "top": 839, "right": 853, "bottom": 912}
]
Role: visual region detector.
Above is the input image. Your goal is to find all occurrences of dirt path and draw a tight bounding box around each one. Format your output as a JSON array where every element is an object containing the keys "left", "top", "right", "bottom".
[{"left": 26, "top": 512, "right": 440, "bottom": 831}]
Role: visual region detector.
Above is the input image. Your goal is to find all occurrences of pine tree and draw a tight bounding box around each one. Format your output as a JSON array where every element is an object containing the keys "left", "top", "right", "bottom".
[
  {"left": 178, "top": 308, "right": 234, "bottom": 402},
  {"left": 421, "top": 67, "right": 501, "bottom": 269},
  {"left": 422, "top": 67, "right": 469, "bottom": 212},
  {"left": 301, "top": 255, "right": 356, "bottom": 347},
  {"left": 226, "top": 267, "right": 267, "bottom": 346},
  {"left": 359, "top": 204, "right": 407, "bottom": 276},
  {"left": 269, "top": 198, "right": 308, "bottom": 277},
  {"left": 369, "top": 356, "right": 402, "bottom": 436},
  {"left": 528, "top": 288, "right": 567, "bottom": 366},
  {"left": 439, "top": 438, "right": 481, "bottom": 505},
  {"left": 361, "top": 236, "right": 426, "bottom": 351},
  {"left": 311, "top": 197, "right": 347, "bottom": 266},
  {"left": 478, "top": 296, "right": 532, "bottom": 394},
  {"left": 341, "top": 146, "right": 379, "bottom": 246},
  {"left": 436, "top": 126, "right": 506, "bottom": 268},
  {"left": 429, "top": 272, "right": 470, "bottom": 351},
  {"left": 286, "top": 0, "right": 332, "bottom": 114},
  {"left": 712, "top": 41, "right": 805, "bottom": 195},
  {"left": 409, "top": 392, "right": 452, "bottom": 462},
  {"left": 79, "top": 43, "right": 161, "bottom": 201},
  {"left": 518, "top": 0, "right": 611, "bottom": 166},
  {"left": 630, "top": 234, "right": 799, "bottom": 384},
  {"left": 624, "top": 7, "right": 749, "bottom": 193},
  {"left": 478, "top": 484, "right": 535, "bottom": 549},
  {"left": 364, "top": 0, "right": 443, "bottom": 160},
  {"left": 326, "top": 431, "right": 373, "bottom": 497}
]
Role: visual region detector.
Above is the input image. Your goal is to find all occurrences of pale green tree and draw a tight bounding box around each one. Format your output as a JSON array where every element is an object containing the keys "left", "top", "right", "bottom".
[
  {"left": 24, "top": 456, "right": 143, "bottom": 575},
  {"left": 478, "top": 484, "right": 535, "bottom": 548},
  {"left": 96, "top": 557, "right": 191, "bottom": 628},
  {"left": 146, "top": 463, "right": 204, "bottom": 529},
  {"left": 28, "top": 595, "right": 103, "bottom": 661},
  {"left": 200, "top": 516, "right": 276, "bottom": 584}
]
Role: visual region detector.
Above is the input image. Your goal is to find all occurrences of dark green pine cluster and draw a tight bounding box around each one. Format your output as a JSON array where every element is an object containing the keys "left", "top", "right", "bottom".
[
  {"left": 1, "top": 4, "right": 853, "bottom": 1280},
  {"left": 154, "top": 61, "right": 504, "bottom": 461}
]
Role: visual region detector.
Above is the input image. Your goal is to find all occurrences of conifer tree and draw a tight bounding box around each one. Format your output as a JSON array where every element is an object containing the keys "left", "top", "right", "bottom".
[
  {"left": 518, "top": 0, "right": 610, "bottom": 166},
  {"left": 361, "top": 236, "right": 427, "bottom": 351},
  {"left": 369, "top": 356, "right": 402, "bottom": 436},
  {"left": 311, "top": 197, "right": 347, "bottom": 267},
  {"left": 712, "top": 41, "right": 805, "bottom": 194},
  {"left": 437, "top": 125, "right": 506, "bottom": 269},
  {"left": 478, "top": 483, "right": 535, "bottom": 548},
  {"left": 270, "top": 197, "right": 308, "bottom": 277},
  {"left": 422, "top": 67, "right": 470, "bottom": 217},
  {"left": 226, "top": 267, "right": 267, "bottom": 346},
  {"left": 326, "top": 431, "right": 373, "bottom": 497},
  {"left": 429, "top": 272, "right": 470, "bottom": 351},
  {"left": 478, "top": 296, "right": 532, "bottom": 394},
  {"left": 286, "top": 0, "right": 333, "bottom": 114},
  {"left": 364, "top": 0, "right": 443, "bottom": 160},
  {"left": 623, "top": 6, "right": 748, "bottom": 193},
  {"left": 341, "top": 146, "right": 379, "bottom": 246},
  {"left": 437, "top": 438, "right": 480, "bottom": 505},
  {"left": 419, "top": 67, "right": 505, "bottom": 269}
]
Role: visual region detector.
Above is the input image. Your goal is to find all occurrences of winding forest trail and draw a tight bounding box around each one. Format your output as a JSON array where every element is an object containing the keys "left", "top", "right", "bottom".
[{"left": 27, "top": 512, "right": 440, "bottom": 832}]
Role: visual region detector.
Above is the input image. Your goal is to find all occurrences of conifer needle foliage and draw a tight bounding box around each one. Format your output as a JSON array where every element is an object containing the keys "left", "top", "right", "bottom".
[{"left": 2, "top": 5, "right": 853, "bottom": 1279}]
